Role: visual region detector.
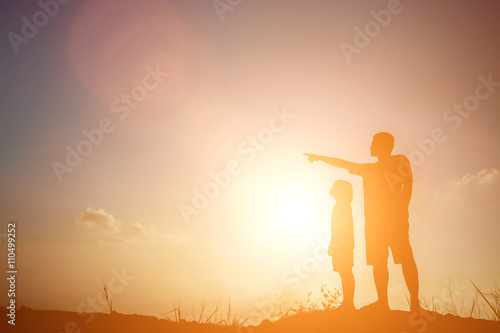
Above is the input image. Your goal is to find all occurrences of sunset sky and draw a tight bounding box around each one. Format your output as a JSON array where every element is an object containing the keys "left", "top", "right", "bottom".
[{"left": 1, "top": 0, "right": 499, "bottom": 324}]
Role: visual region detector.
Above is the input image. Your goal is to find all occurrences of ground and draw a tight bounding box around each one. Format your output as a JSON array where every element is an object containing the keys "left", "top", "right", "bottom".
[{"left": 1, "top": 306, "right": 499, "bottom": 332}]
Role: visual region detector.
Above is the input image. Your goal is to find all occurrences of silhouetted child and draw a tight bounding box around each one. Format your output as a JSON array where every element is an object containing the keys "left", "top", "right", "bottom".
[{"left": 328, "top": 180, "right": 355, "bottom": 310}]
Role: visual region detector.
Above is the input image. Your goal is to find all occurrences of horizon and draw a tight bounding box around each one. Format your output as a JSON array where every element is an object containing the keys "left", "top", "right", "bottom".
[{"left": 1, "top": 0, "right": 499, "bottom": 326}]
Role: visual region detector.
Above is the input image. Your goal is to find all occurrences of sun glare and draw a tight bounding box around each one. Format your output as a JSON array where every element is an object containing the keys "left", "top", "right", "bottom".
[
  {"left": 274, "top": 191, "right": 313, "bottom": 231},
  {"left": 238, "top": 171, "right": 329, "bottom": 248}
]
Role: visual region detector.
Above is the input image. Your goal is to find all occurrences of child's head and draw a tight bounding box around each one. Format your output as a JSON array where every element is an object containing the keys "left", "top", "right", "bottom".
[{"left": 330, "top": 180, "right": 353, "bottom": 204}]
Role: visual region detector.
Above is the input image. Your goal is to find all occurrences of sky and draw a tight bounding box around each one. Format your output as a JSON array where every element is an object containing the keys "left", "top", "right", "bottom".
[{"left": 0, "top": 0, "right": 499, "bottom": 324}]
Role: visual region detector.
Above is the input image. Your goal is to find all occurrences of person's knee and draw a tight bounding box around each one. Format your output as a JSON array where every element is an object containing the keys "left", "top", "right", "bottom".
[
  {"left": 400, "top": 251, "right": 417, "bottom": 267},
  {"left": 373, "top": 262, "right": 388, "bottom": 272},
  {"left": 404, "top": 261, "right": 419, "bottom": 275},
  {"left": 338, "top": 267, "right": 353, "bottom": 277},
  {"left": 394, "top": 243, "right": 415, "bottom": 264}
]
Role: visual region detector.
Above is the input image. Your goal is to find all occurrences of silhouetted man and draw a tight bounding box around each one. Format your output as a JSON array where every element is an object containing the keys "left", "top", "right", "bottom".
[{"left": 304, "top": 132, "right": 420, "bottom": 311}]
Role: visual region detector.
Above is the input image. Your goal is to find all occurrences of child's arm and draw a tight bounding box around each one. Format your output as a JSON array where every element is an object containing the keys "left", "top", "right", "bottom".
[
  {"left": 328, "top": 241, "right": 342, "bottom": 256},
  {"left": 328, "top": 208, "right": 342, "bottom": 256}
]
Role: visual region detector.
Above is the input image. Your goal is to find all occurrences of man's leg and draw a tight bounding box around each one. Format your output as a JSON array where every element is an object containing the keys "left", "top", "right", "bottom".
[
  {"left": 365, "top": 229, "right": 389, "bottom": 309},
  {"left": 373, "top": 263, "right": 389, "bottom": 307},
  {"left": 393, "top": 235, "right": 420, "bottom": 310},
  {"left": 401, "top": 255, "right": 419, "bottom": 310},
  {"left": 339, "top": 268, "right": 355, "bottom": 307}
]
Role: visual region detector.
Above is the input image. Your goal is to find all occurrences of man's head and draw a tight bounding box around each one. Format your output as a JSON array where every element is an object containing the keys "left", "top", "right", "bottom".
[
  {"left": 330, "top": 180, "right": 353, "bottom": 204},
  {"left": 370, "top": 132, "right": 394, "bottom": 157}
]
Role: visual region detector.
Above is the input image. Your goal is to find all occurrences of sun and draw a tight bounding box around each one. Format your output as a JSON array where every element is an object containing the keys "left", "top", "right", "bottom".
[
  {"left": 239, "top": 172, "right": 329, "bottom": 247},
  {"left": 273, "top": 190, "right": 314, "bottom": 231}
]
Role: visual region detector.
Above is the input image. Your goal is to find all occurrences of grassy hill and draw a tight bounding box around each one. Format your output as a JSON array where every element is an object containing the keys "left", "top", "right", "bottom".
[{"left": 2, "top": 306, "right": 499, "bottom": 333}]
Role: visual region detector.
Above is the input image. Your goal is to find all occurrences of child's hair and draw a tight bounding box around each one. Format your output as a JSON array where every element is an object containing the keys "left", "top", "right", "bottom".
[{"left": 331, "top": 180, "right": 353, "bottom": 203}]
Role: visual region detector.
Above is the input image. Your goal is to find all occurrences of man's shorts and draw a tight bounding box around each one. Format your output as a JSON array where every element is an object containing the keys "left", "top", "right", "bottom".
[
  {"left": 332, "top": 246, "right": 354, "bottom": 272},
  {"left": 365, "top": 219, "right": 414, "bottom": 265}
]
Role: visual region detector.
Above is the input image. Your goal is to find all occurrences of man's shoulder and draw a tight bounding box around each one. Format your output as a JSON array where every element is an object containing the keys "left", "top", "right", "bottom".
[
  {"left": 388, "top": 154, "right": 413, "bottom": 179},
  {"left": 388, "top": 154, "right": 412, "bottom": 167},
  {"left": 392, "top": 154, "right": 410, "bottom": 161}
]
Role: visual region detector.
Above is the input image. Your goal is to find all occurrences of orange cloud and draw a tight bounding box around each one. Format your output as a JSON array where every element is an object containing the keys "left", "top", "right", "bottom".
[
  {"left": 452, "top": 169, "right": 499, "bottom": 187},
  {"left": 76, "top": 207, "right": 121, "bottom": 233}
]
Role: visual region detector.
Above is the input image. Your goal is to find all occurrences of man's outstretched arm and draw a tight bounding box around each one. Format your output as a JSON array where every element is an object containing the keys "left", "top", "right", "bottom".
[{"left": 303, "top": 153, "right": 361, "bottom": 172}]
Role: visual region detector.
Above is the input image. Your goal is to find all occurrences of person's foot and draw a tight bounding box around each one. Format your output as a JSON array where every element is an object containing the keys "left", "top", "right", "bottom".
[
  {"left": 410, "top": 300, "right": 421, "bottom": 313},
  {"left": 336, "top": 302, "right": 356, "bottom": 311},
  {"left": 361, "top": 300, "right": 390, "bottom": 311}
]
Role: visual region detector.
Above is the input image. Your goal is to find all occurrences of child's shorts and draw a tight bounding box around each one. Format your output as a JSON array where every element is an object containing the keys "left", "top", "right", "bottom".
[{"left": 332, "top": 247, "right": 354, "bottom": 272}]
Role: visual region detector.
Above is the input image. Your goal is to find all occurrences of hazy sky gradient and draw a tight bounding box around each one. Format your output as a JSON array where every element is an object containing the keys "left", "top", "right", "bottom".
[{"left": 1, "top": 0, "right": 499, "bottom": 321}]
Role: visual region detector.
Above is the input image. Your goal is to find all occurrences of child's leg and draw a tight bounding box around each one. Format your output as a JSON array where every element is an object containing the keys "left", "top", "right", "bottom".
[{"left": 338, "top": 267, "right": 355, "bottom": 306}]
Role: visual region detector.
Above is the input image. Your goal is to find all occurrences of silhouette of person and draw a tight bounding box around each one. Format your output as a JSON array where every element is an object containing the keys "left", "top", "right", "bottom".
[
  {"left": 304, "top": 132, "right": 420, "bottom": 311},
  {"left": 328, "top": 180, "right": 355, "bottom": 310}
]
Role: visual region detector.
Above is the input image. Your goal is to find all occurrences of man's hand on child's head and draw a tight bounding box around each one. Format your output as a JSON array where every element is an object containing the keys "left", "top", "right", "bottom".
[{"left": 303, "top": 153, "right": 320, "bottom": 163}]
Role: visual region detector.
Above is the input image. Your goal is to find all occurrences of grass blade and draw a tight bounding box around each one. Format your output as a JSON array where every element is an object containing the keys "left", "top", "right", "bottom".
[{"left": 469, "top": 278, "right": 500, "bottom": 320}]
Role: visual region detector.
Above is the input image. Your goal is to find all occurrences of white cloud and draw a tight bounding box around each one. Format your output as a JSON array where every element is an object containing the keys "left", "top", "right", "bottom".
[
  {"left": 76, "top": 208, "right": 193, "bottom": 244},
  {"left": 129, "top": 222, "right": 194, "bottom": 244},
  {"left": 432, "top": 168, "right": 500, "bottom": 206},
  {"left": 451, "top": 168, "right": 499, "bottom": 187},
  {"left": 76, "top": 207, "right": 121, "bottom": 233}
]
